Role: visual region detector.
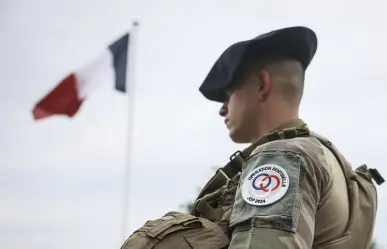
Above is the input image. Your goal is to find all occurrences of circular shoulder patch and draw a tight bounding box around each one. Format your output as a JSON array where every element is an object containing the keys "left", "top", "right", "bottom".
[{"left": 242, "top": 164, "right": 290, "bottom": 206}]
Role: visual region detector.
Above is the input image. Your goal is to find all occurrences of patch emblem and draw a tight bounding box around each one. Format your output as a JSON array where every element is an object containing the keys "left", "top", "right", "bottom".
[{"left": 242, "top": 164, "right": 290, "bottom": 206}]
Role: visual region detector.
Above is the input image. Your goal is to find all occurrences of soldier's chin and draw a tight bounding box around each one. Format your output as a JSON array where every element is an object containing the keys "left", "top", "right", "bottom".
[{"left": 229, "top": 129, "right": 250, "bottom": 144}]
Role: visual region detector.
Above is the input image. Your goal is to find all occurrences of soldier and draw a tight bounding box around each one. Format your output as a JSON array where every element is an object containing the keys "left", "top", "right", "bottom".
[
  {"left": 121, "top": 26, "right": 384, "bottom": 249},
  {"left": 197, "top": 26, "right": 383, "bottom": 248}
]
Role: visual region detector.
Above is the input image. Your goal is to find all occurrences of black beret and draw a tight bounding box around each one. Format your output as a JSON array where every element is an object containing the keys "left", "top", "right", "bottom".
[{"left": 199, "top": 26, "right": 318, "bottom": 102}]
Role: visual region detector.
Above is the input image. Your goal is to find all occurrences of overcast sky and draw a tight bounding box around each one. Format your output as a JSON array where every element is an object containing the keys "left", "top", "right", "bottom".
[{"left": 1, "top": 0, "right": 387, "bottom": 248}]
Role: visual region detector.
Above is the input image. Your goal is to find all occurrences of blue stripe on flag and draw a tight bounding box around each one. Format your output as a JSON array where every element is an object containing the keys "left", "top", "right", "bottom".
[{"left": 108, "top": 33, "right": 129, "bottom": 93}]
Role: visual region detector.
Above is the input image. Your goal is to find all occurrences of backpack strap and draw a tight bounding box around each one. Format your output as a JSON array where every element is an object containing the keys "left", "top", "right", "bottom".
[
  {"left": 194, "top": 142, "right": 256, "bottom": 201},
  {"left": 308, "top": 131, "right": 357, "bottom": 180},
  {"left": 309, "top": 130, "right": 385, "bottom": 186}
]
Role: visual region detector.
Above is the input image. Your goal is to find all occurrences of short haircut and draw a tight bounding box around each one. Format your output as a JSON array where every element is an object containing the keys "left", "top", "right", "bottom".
[{"left": 232, "top": 53, "right": 305, "bottom": 105}]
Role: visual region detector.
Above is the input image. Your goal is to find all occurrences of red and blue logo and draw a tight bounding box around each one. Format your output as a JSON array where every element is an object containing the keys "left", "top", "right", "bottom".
[
  {"left": 252, "top": 173, "right": 281, "bottom": 192},
  {"left": 242, "top": 164, "right": 290, "bottom": 206}
]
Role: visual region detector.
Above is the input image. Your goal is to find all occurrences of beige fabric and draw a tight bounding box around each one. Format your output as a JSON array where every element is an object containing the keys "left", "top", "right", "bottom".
[
  {"left": 120, "top": 211, "right": 229, "bottom": 249},
  {"left": 313, "top": 145, "right": 349, "bottom": 245}
]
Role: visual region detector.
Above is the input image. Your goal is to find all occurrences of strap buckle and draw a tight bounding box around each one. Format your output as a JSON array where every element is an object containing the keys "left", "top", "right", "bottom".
[
  {"left": 282, "top": 127, "right": 297, "bottom": 138},
  {"left": 217, "top": 168, "right": 231, "bottom": 182},
  {"left": 230, "top": 150, "right": 243, "bottom": 161},
  {"left": 369, "top": 168, "right": 385, "bottom": 185}
]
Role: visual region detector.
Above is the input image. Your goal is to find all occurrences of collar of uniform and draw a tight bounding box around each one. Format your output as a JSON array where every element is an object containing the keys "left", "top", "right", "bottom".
[
  {"left": 242, "top": 118, "right": 308, "bottom": 158},
  {"left": 268, "top": 118, "right": 307, "bottom": 133}
]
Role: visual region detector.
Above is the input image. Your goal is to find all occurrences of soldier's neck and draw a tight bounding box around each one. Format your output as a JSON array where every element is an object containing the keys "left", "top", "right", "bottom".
[{"left": 251, "top": 109, "right": 300, "bottom": 143}]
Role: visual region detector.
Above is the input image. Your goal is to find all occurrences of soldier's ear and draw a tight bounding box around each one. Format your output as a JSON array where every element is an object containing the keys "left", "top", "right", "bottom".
[{"left": 256, "top": 68, "right": 271, "bottom": 100}]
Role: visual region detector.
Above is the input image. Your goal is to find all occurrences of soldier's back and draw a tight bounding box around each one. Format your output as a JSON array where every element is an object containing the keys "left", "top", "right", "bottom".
[{"left": 306, "top": 132, "right": 379, "bottom": 249}]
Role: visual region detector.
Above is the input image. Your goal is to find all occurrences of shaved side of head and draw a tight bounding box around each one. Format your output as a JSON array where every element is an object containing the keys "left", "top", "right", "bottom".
[
  {"left": 265, "top": 56, "right": 305, "bottom": 106},
  {"left": 233, "top": 54, "right": 305, "bottom": 106}
]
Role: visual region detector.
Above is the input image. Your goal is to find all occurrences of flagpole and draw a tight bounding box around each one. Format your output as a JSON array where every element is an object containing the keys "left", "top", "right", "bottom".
[{"left": 121, "top": 20, "right": 139, "bottom": 241}]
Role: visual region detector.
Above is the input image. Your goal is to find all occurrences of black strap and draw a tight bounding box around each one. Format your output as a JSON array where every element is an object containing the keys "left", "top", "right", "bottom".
[{"left": 369, "top": 168, "right": 385, "bottom": 185}]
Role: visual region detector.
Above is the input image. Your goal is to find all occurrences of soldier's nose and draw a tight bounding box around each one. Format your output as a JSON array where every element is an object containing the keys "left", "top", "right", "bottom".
[{"left": 219, "top": 104, "right": 227, "bottom": 117}]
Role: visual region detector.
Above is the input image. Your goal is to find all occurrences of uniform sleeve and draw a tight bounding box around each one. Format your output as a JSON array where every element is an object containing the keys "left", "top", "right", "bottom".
[{"left": 228, "top": 143, "right": 330, "bottom": 249}]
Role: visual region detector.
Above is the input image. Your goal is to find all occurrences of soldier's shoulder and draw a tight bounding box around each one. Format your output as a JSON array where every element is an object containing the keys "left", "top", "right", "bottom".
[
  {"left": 252, "top": 136, "right": 325, "bottom": 158},
  {"left": 248, "top": 136, "right": 331, "bottom": 179}
]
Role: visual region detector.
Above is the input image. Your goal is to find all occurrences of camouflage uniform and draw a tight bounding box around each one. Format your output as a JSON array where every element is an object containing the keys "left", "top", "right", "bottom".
[
  {"left": 229, "top": 119, "right": 348, "bottom": 248},
  {"left": 192, "top": 119, "right": 382, "bottom": 248}
]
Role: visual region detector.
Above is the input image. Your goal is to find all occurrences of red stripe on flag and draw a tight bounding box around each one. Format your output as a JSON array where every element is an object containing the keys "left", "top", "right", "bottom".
[{"left": 32, "top": 73, "right": 83, "bottom": 120}]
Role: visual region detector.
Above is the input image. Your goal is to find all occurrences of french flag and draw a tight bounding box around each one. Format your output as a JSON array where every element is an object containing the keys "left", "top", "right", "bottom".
[{"left": 32, "top": 32, "right": 130, "bottom": 120}]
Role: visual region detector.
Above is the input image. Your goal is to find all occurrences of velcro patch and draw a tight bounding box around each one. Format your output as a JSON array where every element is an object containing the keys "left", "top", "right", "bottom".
[
  {"left": 242, "top": 164, "right": 290, "bottom": 206},
  {"left": 229, "top": 150, "right": 302, "bottom": 233}
]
